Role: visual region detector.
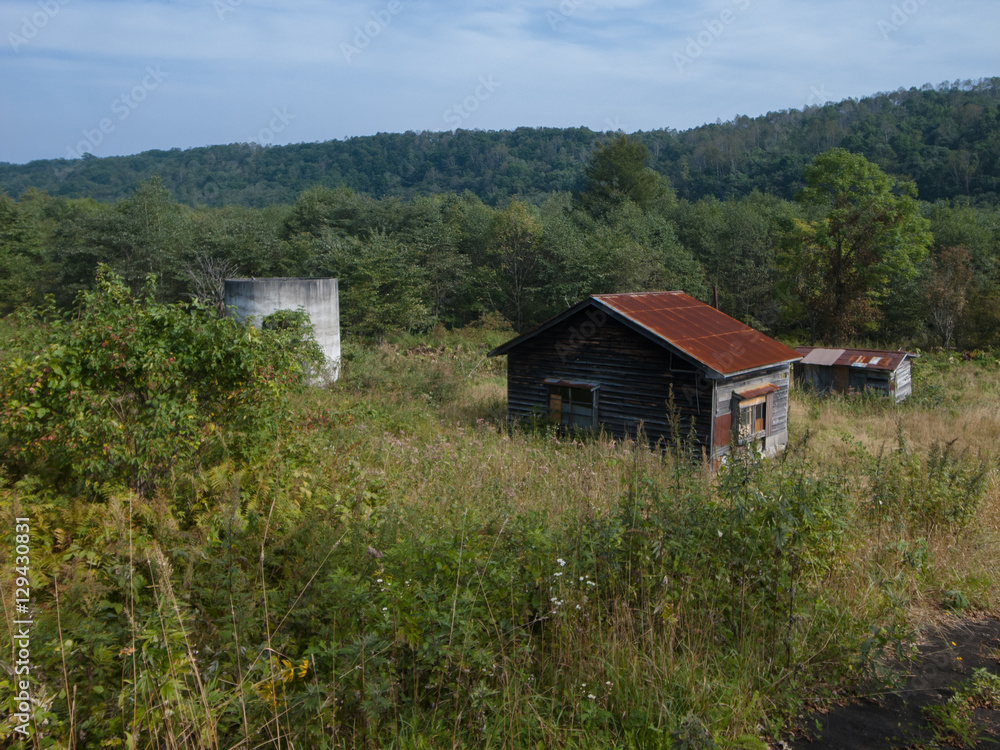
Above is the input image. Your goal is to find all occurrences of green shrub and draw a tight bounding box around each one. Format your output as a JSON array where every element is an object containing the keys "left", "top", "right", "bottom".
[{"left": 0, "top": 266, "right": 318, "bottom": 499}]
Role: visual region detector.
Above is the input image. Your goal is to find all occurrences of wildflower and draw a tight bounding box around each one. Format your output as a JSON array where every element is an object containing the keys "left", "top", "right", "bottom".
[
  {"left": 717, "top": 530, "right": 723, "bottom": 538},
  {"left": 588, "top": 694, "right": 596, "bottom": 700},
  {"left": 557, "top": 558, "right": 566, "bottom": 567}
]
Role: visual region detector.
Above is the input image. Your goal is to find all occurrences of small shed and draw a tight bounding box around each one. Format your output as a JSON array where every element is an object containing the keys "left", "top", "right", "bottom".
[
  {"left": 793, "top": 347, "right": 912, "bottom": 403},
  {"left": 487, "top": 292, "right": 801, "bottom": 463}
]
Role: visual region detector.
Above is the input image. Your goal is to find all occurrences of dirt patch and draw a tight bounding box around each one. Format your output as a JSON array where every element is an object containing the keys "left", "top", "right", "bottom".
[{"left": 789, "top": 616, "right": 1000, "bottom": 749}]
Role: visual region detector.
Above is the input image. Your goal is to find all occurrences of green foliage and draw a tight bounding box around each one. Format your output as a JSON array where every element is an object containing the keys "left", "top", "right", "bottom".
[
  {"left": 923, "top": 668, "right": 1000, "bottom": 748},
  {"left": 6, "top": 80, "right": 1000, "bottom": 208},
  {"left": 0, "top": 190, "right": 47, "bottom": 313},
  {"left": 312, "top": 230, "right": 430, "bottom": 339},
  {"left": 4, "top": 123, "right": 1000, "bottom": 347},
  {"left": 485, "top": 199, "right": 545, "bottom": 331},
  {"left": 782, "top": 148, "right": 932, "bottom": 342},
  {"left": 574, "top": 135, "right": 671, "bottom": 219},
  {"left": 848, "top": 435, "right": 989, "bottom": 536},
  {"left": 0, "top": 267, "right": 317, "bottom": 497},
  {"left": 3, "top": 332, "right": 1000, "bottom": 748}
]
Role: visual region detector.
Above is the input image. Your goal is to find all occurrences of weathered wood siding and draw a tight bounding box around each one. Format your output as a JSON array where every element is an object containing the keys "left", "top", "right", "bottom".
[
  {"left": 893, "top": 359, "right": 912, "bottom": 403},
  {"left": 506, "top": 309, "right": 714, "bottom": 451},
  {"left": 710, "top": 364, "right": 792, "bottom": 460},
  {"left": 795, "top": 359, "right": 911, "bottom": 403}
]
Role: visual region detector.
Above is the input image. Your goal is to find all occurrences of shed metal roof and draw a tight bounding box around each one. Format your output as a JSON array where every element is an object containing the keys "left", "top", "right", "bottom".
[
  {"left": 735, "top": 383, "right": 781, "bottom": 400},
  {"left": 795, "top": 346, "right": 911, "bottom": 372},
  {"left": 489, "top": 291, "right": 800, "bottom": 377}
]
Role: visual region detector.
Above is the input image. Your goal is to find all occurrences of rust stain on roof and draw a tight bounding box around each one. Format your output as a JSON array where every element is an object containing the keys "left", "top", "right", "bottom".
[
  {"left": 795, "top": 346, "right": 910, "bottom": 372},
  {"left": 593, "top": 292, "right": 800, "bottom": 375}
]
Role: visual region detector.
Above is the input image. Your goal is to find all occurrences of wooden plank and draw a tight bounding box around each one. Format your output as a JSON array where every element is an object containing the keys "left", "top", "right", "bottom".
[
  {"left": 714, "top": 413, "right": 732, "bottom": 447},
  {"left": 506, "top": 310, "right": 714, "bottom": 449},
  {"left": 833, "top": 366, "right": 850, "bottom": 393}
]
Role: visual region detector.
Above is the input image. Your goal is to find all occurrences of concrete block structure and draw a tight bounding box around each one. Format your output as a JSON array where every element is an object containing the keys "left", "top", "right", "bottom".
[{"left": 224, "top": 277, "right": 341, "bottom": 381}]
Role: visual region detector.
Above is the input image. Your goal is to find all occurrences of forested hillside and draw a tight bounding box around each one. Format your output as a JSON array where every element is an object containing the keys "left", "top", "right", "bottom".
[
  {"left": 2, "top": 78, "right": 999, "bottom": 208},
  {"left": 3, "top": 139, "right": 1000, "bottom": 349}
]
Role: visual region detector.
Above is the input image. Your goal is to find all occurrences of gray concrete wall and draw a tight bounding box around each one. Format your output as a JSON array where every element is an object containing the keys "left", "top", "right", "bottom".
[{"left": 224, "top": 278, "right": 340, "bottom": 381}]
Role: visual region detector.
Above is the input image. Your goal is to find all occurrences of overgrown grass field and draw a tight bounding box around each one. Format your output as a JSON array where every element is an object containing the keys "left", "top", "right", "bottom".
[{"left": 2, "top": 305, "right": 999, "bottom": 748}]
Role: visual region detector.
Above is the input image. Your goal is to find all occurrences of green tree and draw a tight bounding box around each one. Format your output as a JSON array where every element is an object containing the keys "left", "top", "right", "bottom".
[
  {"left": 671, "top": 193, "right": 790, "bottom": 330},
  {"left": 0, "top": 191, "right": 46, "bottom": 313},
  {"left": 573, "top": 135, "right": 670, "bottom": 219},
  {"left": 782, "top": 149, "right": 931, "bottom": 342},
  {"left": 925, "top": 245, "right": 974, "bottom": 348},
  {"left": 486, "top": 199, "right": 545, "bottom": 331},
  {"left": 310, "top": 230, "right": 429, "bottom": 340},
  {"left": 84, "top": 176, "right": 192, "bottom": 299}
]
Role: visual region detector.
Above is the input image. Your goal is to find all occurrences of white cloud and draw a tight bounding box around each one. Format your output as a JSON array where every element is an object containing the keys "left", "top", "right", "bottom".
[{"left": 1, "top": 0, "right": 997, "bottom": 162}]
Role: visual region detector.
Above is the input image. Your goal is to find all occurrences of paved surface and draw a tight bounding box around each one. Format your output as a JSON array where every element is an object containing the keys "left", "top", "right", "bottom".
[{"left": 789, "top": 616, "right": 1000, "bottom": 749}]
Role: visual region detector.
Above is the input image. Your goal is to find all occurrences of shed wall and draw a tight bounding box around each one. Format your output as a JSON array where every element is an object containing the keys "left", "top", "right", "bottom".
[
  {"left": 712, "top": 365, "right": 792, "bottom": 460},
  {"left": 795, "top": 360, "right": 911, "bottom": 403},
  {"left": 894, "top": 359, "right": 912, "bottom": 403},
  {"left": 506, "top": 309, "right": 713, "bottom": 452}
]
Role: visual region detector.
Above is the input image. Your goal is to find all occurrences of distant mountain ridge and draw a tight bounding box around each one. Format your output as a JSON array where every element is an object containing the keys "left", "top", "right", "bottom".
[{"left": 2, "top": 78, "right": 998, "bottom": 207}]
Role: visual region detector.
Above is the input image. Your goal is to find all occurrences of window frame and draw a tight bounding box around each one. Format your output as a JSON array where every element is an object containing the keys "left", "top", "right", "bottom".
[
  {"left": 734, "top": 396, "right": 767, "bottom": 443},
  {"left": 542, "top": 379, "right": 600, "bottom": 430},
  {"left": 731, "top": 385, "right": 777, "bottom": 446}
]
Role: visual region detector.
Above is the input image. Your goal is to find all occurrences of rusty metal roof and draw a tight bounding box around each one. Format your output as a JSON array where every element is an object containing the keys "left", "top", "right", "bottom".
[
  {"left": 592, "top": 292, "right": 800, "bottom": 375},
  {"left": 489, "top": 291, "right": 800, "bottom": 376},
  {"left": 795, "top": 346, "right": 911, "bottom": 372},
  {"left": 735, "top": 383, "right": 781, "bottom": 400}
]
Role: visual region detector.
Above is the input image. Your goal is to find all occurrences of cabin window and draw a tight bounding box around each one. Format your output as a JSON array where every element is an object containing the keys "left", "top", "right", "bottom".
[
  {"left": 731, "top": 385, "right": 778, "bottom": 445},
  {"left": 735, "top": 397, "right": 767, "bottom": 443},
  {"left": 543, "top": 380, "right": 599, "bottom": 429}
]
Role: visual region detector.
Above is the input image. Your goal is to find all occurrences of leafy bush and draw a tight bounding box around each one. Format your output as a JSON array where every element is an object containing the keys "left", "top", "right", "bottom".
[{"left": 0, "top": 267, "right": 318, "bottom": 499}]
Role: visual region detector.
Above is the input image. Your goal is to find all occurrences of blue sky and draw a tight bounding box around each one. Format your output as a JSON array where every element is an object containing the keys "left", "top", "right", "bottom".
[{"left": 1, "top": 0, "right": 996, "bottom": 164}]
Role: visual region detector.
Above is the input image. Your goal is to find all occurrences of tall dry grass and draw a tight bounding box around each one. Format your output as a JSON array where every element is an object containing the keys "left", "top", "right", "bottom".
[{"left": 6, "top": 331, "right": 1000, "bottom": 748}]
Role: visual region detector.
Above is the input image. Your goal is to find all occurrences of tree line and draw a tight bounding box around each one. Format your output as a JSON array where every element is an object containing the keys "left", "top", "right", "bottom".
[
  {"left": 1, "top": 79, "right": 999, "bottom": 209},
  {"left": 2, "top": 135, "right": 999, "bottom": 348}
]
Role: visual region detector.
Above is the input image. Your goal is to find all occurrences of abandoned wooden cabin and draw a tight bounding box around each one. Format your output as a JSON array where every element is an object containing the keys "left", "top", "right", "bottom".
[
  {"left": 794, "top": 347, "right": 913, "bottom": 403},
  {"left": 487, "top": 292, "right": 802, "bottom": 463}
]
